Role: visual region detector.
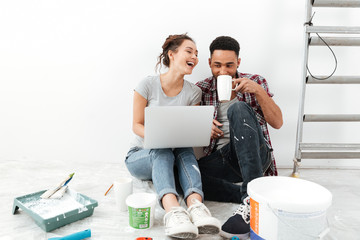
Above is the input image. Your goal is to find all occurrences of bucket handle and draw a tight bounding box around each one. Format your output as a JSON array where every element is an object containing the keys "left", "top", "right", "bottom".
[{"left": 267, "top": 203, "right": 330, "bottom": 239}]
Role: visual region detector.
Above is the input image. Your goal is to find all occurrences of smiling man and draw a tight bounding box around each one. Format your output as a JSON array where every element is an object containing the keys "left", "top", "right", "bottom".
[{"left": 195, "top": 36, "right": 283, "bottom": 239}]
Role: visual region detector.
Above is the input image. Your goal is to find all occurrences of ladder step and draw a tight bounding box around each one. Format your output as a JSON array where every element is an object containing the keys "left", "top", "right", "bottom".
[
  {"left": 310, "top": 37, "right": 360, "bottom": 46},
  {"left": 300, "top": 142, "right": 360, "bottom": 158},
  {"left": 301, "top": 152, "right": 360, "bottom": 159},
  {"left": 313, "top": 0, "right": 360, "bottom": 7},
  {"left": 306, "top": 26, "right": 360, "bottom": 34},
  {"left": 304, "top": 114, "right": 360, "bottom": 122},
  {"left": 307, "top": 75, "right": 360, "bottom": 84},
  {"left": 300, "top": 143, "right": 360, "bottom": 150}
]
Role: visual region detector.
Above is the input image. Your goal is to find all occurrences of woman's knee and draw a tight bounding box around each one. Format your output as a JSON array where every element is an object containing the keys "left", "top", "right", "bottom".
[
  {"left": 150, "top": 148, "right": 175, "bottom": 165},
  {"left": 150, "top": 148, "right": 173, "bottom": 158},
  {"left": 125, "top": 159, "right": 152, "bottom": 180},
  {"left": 173, "top": 147, "right": 196, "bottom": 158}
]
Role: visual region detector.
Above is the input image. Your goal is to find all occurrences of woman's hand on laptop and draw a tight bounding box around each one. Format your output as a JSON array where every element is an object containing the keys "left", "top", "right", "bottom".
[{"left": 211, "top": 119, "right": 223, "bottom": 139}]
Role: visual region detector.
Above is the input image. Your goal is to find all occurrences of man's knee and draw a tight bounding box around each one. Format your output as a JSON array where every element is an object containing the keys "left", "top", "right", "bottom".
[{"left": 227, "top": 101, "right": 253, "bottom": 120}]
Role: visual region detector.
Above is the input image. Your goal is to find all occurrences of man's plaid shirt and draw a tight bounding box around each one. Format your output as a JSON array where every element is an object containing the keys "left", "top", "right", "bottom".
[{"left": 195, "top": 72, "right": 278, "bottom": 176}]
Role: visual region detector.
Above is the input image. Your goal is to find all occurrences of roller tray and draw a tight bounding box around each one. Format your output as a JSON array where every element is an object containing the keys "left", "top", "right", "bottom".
[{"left": 12, "top": 188, "right": 98, "bottom": 232}]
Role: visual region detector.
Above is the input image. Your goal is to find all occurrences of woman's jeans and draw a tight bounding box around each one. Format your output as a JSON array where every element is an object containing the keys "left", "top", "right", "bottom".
[
  {"left": 125, "top": 147, "right": 204, "bottom": 208},
  {"left": 197, "top": 102, "right": 272, "bottom": 203}
]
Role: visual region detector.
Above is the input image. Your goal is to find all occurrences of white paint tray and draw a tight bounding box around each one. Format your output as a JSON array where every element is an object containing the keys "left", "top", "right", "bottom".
[{"left": 12, "top": 188, "right": 98, "bottom": 232}]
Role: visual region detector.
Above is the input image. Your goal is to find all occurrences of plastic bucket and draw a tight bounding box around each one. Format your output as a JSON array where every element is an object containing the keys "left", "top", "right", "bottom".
[
  {"left": 125, "top": 193, "right": 157, "bottom": 229},
  {"left": 247, "top": 176, "right": 332, "bottom": 240}
]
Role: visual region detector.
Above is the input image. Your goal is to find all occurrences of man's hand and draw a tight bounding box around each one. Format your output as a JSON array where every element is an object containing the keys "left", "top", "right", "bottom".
[
  {"left": 211, "top": 119, "right": 223, "bottom": 139},
  {"left": 233, "top": 77, "right": 283, "bottom": 129},
  {"left": 234, "top": 77, "right": 262, "bottom": 94}
]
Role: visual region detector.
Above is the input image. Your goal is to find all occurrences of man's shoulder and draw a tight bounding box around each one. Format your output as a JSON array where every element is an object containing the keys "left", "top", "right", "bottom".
[{"left": 195, "top": 76, "right": 214, "bottom": 90}]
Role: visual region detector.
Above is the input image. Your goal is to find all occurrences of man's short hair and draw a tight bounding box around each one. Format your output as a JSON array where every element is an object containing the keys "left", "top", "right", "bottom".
[{"left": 209, "top": 36, "right": 240, "bottom": 57}]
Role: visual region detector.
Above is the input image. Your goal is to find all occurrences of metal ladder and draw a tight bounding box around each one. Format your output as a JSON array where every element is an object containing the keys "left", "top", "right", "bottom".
[{"left": 293, "top": 0, "right": 360, "bottom": 177}]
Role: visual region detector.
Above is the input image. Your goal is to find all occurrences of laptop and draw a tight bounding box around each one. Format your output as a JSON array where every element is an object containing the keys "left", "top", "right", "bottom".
[{"left": 144, "top": 106, "right": 214, "bottom": 149}]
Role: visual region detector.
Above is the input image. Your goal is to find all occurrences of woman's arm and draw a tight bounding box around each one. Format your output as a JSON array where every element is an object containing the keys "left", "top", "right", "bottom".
[{"left": 132, "top": 91, "right": 148, "bottom": 138}]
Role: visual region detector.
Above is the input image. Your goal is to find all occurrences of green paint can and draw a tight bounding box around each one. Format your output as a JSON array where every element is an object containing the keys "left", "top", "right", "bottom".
[{"left": 126, "top": 193, "right": 157, "bottom": 229}]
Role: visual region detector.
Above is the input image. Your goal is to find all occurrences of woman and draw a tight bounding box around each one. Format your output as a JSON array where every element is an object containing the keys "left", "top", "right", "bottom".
[{"left": 125, "top": 34, "right": 220, "bottom": 239}]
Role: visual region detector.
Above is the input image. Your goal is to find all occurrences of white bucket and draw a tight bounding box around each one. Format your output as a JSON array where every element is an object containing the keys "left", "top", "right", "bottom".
[
  {"left": 247, "top": 176, "right": 332, "bottom": 240},
  {"left": 125, "top": 192, "right": 157, "bottom": 229}
]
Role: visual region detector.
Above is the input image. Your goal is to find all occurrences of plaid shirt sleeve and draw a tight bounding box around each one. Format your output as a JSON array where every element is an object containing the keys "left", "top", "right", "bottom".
[{"left": 195, "top": 72, "right": 278, "bottom": 176}]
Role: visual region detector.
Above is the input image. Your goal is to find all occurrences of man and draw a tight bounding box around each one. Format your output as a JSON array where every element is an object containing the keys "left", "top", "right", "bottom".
[{"left": 196, "top": 36, "right": 283, "bottom": 239}]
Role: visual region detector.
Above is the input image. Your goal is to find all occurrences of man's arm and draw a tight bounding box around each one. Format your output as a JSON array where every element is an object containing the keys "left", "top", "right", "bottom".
[{"left": 234, "top": 78, "right": 283, "bottom": 129}]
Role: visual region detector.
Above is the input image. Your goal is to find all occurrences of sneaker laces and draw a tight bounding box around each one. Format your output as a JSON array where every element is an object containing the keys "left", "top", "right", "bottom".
[
  {"left": 188, "top": 199, "right": 211, "bottom": 218},
  {"left": 164, "top": 207, "right": 191, "bottom": 225},
  {"left": 232, "top": 196, "right": 250, "bottom": 224}
]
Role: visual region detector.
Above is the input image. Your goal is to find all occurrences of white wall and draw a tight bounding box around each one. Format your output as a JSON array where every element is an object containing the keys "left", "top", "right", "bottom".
[{"left": 1, "top": 0, "right": 360, "bottom": 168}]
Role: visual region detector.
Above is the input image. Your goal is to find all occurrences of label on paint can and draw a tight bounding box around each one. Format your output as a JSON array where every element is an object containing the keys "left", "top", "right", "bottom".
[
  {"left": 277, "top": 210, "right": 327, "bottom": 239},
  {"left": 250, "top": 197, "right": 328, "bottom": 240},
  {"left": 250, "top": 198, "right": 260, "bottom": 235},
  {"left": 128, "top": 207, "right": 151, "bottom": 229}
]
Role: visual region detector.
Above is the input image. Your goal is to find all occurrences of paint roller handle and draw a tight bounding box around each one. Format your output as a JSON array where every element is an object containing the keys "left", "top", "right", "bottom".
[{"left": 48, "top": 229, "right": 91, "bottom": 240}]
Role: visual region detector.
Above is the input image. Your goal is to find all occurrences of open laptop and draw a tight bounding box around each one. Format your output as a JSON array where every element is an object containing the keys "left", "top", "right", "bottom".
[{"left": 144, "top": 106, "right": 214, "bottom": 149}]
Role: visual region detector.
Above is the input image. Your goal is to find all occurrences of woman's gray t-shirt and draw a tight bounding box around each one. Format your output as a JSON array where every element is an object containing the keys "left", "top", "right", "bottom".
[{"left": 130, "top": 75, "right": 202, "bottom": 149}]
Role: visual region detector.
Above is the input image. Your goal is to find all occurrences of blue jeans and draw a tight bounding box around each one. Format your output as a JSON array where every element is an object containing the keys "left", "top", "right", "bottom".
[
  {"left": 125, "top": 147, "right": 204, "bottom": 208},
  {"left": 198, "top": 102, "right": 272, "bottom": 203}
]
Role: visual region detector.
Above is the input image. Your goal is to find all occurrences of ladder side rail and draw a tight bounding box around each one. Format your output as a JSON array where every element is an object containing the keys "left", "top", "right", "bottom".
[{"left": 295, "top": 0, "right": 313, "bottom": 161}]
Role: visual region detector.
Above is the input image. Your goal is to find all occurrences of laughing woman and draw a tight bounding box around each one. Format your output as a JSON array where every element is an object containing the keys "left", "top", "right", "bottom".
[{"left": 125, "top": 34, "right": 220, "bottom": 239}]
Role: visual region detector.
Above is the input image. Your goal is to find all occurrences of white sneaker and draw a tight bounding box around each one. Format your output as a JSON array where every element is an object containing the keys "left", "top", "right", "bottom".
[
  {"left": 187, "top": 199, "right": 221, "bottom": 234},
  {"left": 163, "top": 207, "right": 198, "bottom": 239}
]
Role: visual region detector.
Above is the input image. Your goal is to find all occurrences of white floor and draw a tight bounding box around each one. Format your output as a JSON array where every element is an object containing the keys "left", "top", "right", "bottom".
[{"left": 1, "top": 159, "right": 360, "bottom": 240}]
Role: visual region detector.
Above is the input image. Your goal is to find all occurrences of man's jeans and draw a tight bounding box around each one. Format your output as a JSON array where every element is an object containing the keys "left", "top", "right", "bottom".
[
  {"left": 125, "top": 147, "right": 203, "bottom": 208},
  {"left": 198, "top": 101, "right": 272, "bottom": 203}
]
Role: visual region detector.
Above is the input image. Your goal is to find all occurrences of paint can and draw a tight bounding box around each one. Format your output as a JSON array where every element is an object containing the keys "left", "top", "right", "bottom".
[
  {"left": 126, "top": 193, "right": 157, "bottom": 229},
  {"left": 247, "top": 176, "right": 332, "bottom": 240}
]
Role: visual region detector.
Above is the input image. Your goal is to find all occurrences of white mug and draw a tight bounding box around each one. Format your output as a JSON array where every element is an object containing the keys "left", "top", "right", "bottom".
[
  {"left": 217, "top": 75, "right": 237, "bottom": 102},
  {"left": 114, "top": 177, "right": 133, "bottom": 212}
]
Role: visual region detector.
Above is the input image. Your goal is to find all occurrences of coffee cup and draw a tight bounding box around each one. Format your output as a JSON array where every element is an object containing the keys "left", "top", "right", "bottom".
[
  {"left": 114, "top": 177, "right": 133, "bottom": 212},
  {"left": 217, "top": 75, "right": 237, "bottom": 102}
]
